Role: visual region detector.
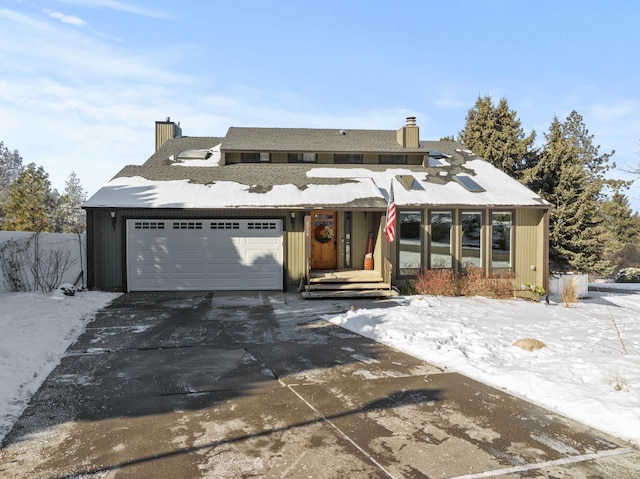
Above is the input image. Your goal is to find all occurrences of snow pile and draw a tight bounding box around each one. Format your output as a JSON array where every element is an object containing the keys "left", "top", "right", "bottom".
[
  {"left": 328, "top": 289, "right": 640, "bottom": 445},
  {"left": 0, "top": 289, "right": 120, "bottom": 441}
]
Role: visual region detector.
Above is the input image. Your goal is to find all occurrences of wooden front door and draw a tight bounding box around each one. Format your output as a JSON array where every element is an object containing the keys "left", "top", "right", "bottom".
[{"left": 311, "top": 210, "right": 338, "bottom": 270}]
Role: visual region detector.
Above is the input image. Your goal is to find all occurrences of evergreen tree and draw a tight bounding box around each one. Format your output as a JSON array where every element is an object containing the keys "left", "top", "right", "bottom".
[
  {"left": 2, "top": 163, "right": 57, "bottom": 232},
  {"left": 458, "top": 96, "right": 537, "bottom": 178},
  {"left": 58, "top": 171, "right": 88, "bottom": 233},
  {"left": 522, "top": 113, "right": 613, "bottom": 274},
  {"left": 601, "top": 191, "right": 640, "bottom": 271},
  {"left": 0, "top": 142, "right": 24, "bottom": 222},
  {"left": 0, "top": 141, "right": 23, "bottom": 192}
]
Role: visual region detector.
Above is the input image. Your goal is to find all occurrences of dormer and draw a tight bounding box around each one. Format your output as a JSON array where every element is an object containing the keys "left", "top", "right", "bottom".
[{"left": 397, "top": 116, "right": 419, "bottom": 148}]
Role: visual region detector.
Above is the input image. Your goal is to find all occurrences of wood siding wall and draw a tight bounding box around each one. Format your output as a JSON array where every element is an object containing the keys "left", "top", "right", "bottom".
[
  {"left": 86, "top": 208, "right": 305, "bottom": 291},
  {"left": 87, "top": 206, "right": 548, "bottom": 295},
  {"left": 514, "top": 208, "right": 548, "bottom": 294},
  {"left": 155, "top": 121, "right": 180, "bottom": 151}
]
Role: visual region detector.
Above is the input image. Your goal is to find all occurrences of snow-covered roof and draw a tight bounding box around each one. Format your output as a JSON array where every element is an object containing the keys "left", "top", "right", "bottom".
[{"left": 84, "top": 131, "right": 550, "bottom": 210}]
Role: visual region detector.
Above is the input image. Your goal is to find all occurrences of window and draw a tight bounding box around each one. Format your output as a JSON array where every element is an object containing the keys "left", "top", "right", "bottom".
[
  {"left": 334, "top": 153, "right": 363, "bottom": 164},
  {"left": 248, "top": 221, "right": 278, "bottom": 230},
  {"left": 210, "top": 221, "right": 239, "bottom": 230},
  {"left": 288, "top": 153, "right": 317, "bottom": 163},
  {"left": 461, "top": 211, "right": 483, "bottom": 268},
  {"left": 430, "top": 211, "right": 452, "bottom": 269},
  {"left": 398, "top": 211, "right": 422, "bottom": 275},
  {"left": 396, "top": 175, "right": 424, "bottom": 191},
  {"left": 379, "top": 154, "right": 407, "bottom": 164},
  {"left": 491, "top": 212, "right": 513, "bottom": 271},
  {"left": 241, "top": 152, "right": 270, "bottom": 162},
  {"left": 134, "top": 221, "right": 165, "bottom": 230},
  {"left": 172, "top": 221, "right": 203, "bottom": 230}
]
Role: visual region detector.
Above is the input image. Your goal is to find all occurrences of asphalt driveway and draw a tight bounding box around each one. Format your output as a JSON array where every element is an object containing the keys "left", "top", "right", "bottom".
[{"left": 1, "top": 291, "right": 639, "bottom": 478}]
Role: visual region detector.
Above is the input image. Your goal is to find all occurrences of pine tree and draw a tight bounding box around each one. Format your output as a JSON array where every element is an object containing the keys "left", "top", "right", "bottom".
[
  {"left": 601, "top": 191, "right": 640, "bottom": 270},
  {"left": 2, "top": 163, "right": 57, "bottom": 232},
  {"left": 0, "top": 142, "right": 24, "bottom": 222},
  {"left": 522, "top": 113, "right": 613, "bottom": 274},
  {"left": 58, "top": 172, "right": 88, "bottom": 233},
  {"left": 0, "top": 141, "right": 23, "bottom": 191},
  {"left": 458, "top": 96, "right": 537, "bottom": 178}
]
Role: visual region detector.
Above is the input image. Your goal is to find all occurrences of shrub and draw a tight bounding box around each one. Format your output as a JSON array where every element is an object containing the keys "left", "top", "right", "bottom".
[
  {"left": 487, "top": 270, "right": 517, "bottom": 299},
  {"left": 412, "top": 268, "right": 457, "bottom": 296},
  {"left": 522, "top": 282, "right": 546, "bottom": 301},
  {"left": 411, "top": 266, "right": 516, "bottom": 299},
  {"left": 614, "top": 267, "right": 640, "bottom": 283},
  {"left": 561, "top": 277, "right": 579, "bottom": 307},
  {"left": 458, "top": 265, "right": 486, "bottom": 297}
]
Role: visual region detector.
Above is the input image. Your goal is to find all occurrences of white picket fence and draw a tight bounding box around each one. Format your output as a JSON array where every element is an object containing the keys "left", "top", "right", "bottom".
[{"left": 0, "top": 231, "right": 86, "bottom": 293}]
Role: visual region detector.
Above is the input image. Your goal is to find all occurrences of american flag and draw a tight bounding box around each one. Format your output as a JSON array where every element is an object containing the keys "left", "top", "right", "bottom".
[{"left": 385, "top": 181, "right": 396, "bottom": 242}]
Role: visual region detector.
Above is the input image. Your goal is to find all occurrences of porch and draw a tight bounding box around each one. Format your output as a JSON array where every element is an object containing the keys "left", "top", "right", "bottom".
[{"left": 301, "top": 267, "right": 398, "bottom": 299}]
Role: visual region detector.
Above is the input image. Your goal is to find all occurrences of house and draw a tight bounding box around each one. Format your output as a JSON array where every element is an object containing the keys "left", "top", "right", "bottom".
[{"left": 83, "top": 116, "right": 550, "bottom": 298}]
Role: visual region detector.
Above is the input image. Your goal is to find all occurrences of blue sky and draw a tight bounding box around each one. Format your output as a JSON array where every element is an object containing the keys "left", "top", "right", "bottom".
[{"left": 1, "top": 0, "right": 639, "bottom": 210}]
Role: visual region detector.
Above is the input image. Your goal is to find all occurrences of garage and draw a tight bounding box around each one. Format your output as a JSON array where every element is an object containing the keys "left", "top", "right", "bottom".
[{"left": 126, "top": 219, "right": 284, "bottom": 291}]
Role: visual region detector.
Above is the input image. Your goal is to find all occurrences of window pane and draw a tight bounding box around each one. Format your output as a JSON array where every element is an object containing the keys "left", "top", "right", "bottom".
[
  {"left": 335, "top": 153, "right": 363, "bottom": 164},
  {"left": 379, "top": 154, "right": 407, "bottom": 164},
  {"left": 241, "top": 152, "right": 260, "bottom": 162},
  {"left": 399, "top": 211, "right": 422, "bottom": 275},
  {"left": 461, "top": 212, "right": 482, "bottom": 268},
  {"left": 492, "top": 212, "right": 512, "bottom": 271},
  {"left": 430, "top": 211, "right": 452, "bottom": 268}
]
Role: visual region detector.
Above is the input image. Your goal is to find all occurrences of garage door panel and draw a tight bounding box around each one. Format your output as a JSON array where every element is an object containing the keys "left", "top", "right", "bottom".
[
  {"left": 244, "top": 251, "right": 280, "bottom": 264},
  {"left": 127, "top": 219, "right": 283, "bottom": 291},
  {"left": 133, "top": 263, "right": 170, "bottom": 275},
  {"left": 170, "top": 262, "right": 206, "bottom": 274}
]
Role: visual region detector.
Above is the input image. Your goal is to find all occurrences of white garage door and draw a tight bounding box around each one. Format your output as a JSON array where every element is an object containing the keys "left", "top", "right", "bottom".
[{"left": 126, "top": 219, "right": 283, "bottom": 291}]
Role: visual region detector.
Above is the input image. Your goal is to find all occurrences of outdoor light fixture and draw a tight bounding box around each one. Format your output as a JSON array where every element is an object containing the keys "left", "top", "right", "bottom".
[
  {"left": 110, "top": 211, "right": 117, "bottom": 231},
  {"left": 290, "top": 211, "right": 296, "bottom": 228}
]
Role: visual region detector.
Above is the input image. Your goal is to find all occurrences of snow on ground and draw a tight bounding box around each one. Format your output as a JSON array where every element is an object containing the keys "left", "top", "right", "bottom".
[
  {"left": 0, "top": 290, "right": 120, "bottom": 442},
  {"left": 328, "top": 284, "right": 640, "bottom": 446},
  {"left": 1, "top": 285, "right": 639, "bottom": 448}
]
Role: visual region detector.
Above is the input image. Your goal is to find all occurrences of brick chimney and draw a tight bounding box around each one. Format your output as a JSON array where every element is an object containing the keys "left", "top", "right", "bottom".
[
  {"left": 396, "top": 116, "right": 419, "bottom": 148},
  {"left": 155, "top": 117, "right": 182, "bottom": 151}
]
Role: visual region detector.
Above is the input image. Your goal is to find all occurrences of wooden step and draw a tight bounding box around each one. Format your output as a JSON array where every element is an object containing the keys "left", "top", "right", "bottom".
[
  {"left": 307, "top": 282, "right": 392, "bottom": 291},
  {"left": 309, "top": 271, "right": 384, "bottom": 283},
  {"left": 301, "top": 289, "right": 398, "bottom": 299}
]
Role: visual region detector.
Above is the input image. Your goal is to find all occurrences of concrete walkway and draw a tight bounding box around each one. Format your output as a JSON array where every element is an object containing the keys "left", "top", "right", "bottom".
[{"left": 1, "top": 291, "right": 638, "bottom": 478}]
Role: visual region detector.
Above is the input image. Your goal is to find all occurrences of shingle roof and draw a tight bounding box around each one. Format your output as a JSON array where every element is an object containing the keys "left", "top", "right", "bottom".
[
  {"left": 86, "top": 127, "right": 550, "bottom": 210},
  {"left": 221, "top": 127, "right": 427, "bottom": 153},
  {"left": 143, "top": 137, "right": 224, "bottom": 166}
]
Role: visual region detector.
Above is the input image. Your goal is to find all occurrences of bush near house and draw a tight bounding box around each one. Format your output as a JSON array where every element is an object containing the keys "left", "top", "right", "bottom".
[
  {"left": 614, "top": 267, "right": 640, "bottom": 283},
  {"left": 412, "top": 266, "right": 516, "bottom": 299}
]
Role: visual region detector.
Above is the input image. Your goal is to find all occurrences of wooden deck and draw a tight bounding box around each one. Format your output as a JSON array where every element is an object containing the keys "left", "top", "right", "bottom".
[{"left": 302, "top": 269, "right": 397, "bottom": 299}]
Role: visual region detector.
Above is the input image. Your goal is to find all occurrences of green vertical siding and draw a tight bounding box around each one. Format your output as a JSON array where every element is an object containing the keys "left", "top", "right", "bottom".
[
  {"left": 86, "top": 205, "right": 549, "bottom": 295},
  {"left": 514, "top": 208, "right": 546, "bottom": 297},
  {"left": 87, "top": 208, "right": 303, "bottom": 291},
  {"left": 287, "top": 213, "right": 306, "bottom": 287}
]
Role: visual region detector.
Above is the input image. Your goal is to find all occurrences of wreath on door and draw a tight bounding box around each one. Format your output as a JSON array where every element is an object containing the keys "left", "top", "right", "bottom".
[{"left": 314, "top": 223, "right": 334, "bottom": 244}]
